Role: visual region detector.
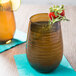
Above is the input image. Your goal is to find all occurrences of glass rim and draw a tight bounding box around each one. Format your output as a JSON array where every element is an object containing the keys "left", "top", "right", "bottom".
[{"left": 30, "top": 13, "right": 49, "bottom": 23}]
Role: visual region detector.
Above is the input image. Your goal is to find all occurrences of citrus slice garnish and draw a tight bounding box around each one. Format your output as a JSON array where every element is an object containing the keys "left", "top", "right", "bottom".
[
  {"left": 11, "top": 0, "right": 21, "bottom": 11},
  {"left": 0, "top": 0, "right": 21, "bottom": 11}
]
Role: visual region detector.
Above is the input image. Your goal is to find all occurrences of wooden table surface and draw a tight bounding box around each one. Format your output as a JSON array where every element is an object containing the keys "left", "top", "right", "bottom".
[{"left": 0, "top": 4, "right": 76, "bottom": 76}]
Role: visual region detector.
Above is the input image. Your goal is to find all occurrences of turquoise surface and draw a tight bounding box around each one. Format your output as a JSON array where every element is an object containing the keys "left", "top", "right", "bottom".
[
  {"left": 14, "top": 54, "right": 76, "bottom": 76},
  {"left": 0, "top": 30, "right": 27, "bottom": 53}
]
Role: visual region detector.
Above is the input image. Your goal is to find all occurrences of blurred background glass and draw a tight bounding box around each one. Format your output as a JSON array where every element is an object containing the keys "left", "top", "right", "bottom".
[{"left": 0, "top": 1, "right": 16, "bottom": 44}]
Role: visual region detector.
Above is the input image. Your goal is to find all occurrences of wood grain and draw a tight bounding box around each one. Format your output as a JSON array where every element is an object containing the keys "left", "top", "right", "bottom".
[{"left": 0, "top": 4, "right": 76, "bottom": 76}]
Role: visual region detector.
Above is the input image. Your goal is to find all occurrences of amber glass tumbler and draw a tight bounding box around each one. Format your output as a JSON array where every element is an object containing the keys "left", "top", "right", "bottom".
[
  {"left": 0, "top": 1, "right": 16, "bottom": 44},
  {"left": 26, "top": 13, "right": 63, "bottom": 73}
]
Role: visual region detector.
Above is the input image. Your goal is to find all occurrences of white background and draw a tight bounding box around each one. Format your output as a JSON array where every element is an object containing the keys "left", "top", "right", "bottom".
[{"left": 21, "top": 0, "right": 76, "bottom": 5}]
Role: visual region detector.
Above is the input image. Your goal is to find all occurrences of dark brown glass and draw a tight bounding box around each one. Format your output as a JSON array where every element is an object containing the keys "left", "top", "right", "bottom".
[{"left": 26, "top": 13, "right": 63, "bottom": 73}]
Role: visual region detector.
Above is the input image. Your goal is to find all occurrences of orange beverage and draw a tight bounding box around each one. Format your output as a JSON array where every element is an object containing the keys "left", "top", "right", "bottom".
[{"left": 0, "top": 1, "right": 16, "bottom": 44}]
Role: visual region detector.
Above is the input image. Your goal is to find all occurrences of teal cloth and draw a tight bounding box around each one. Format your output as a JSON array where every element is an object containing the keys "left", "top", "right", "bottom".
[
  {"left": 14, "top": 54, "right": 76, "bottom": 76},
  {"left": 0, "top": 30, "right": 27, "bottom": 53}
]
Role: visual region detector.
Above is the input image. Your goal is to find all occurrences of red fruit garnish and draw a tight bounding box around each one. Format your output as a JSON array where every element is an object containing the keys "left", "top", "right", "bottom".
[
  {"left": 49, "top": 12, "right": 57, "bottom": 20},
  {"left": 49, "top": 12, "right": 52, "bottom": 20},
  {"left": 49, "top": 10, "right": 65, "bottom": 20},
  {"left": 49, "top": 5, "right": 68, "bottom": 24},
  {"left": 60, "top": 10, "right": 65, "bottom": 16}
]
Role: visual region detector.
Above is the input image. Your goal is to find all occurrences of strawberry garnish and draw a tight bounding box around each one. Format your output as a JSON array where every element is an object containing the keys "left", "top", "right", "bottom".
[
  {"left": 49, "top": 12, "right": 58, "bottom": 20},
  {"left": 49, "top": 12, "right": 55, "bottom": 20},
  {"left": 49, "top": 5, "right": 69, "bottom": 24},
  {"left": 60, "top": 10, "right": 65, "bottom": 16},
  {"left": 49, "top": 12, "right": 52, "bottom": 20}
]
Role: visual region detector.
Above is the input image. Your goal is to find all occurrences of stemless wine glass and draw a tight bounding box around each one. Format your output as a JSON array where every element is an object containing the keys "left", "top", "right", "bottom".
[
  {"left": 0, "top": 0, "right": 16, "bottom": 44},
  {"left": 26, "top": 13, "right": 63, "bottom": 73}
]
